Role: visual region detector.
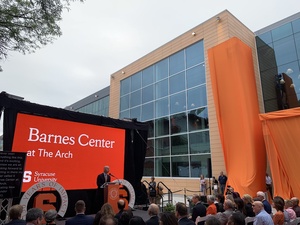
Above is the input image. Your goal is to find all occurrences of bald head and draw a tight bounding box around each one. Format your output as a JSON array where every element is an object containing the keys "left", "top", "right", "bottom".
[
  {"left": 291, "top": 197, "right": 299, "bottom": 207},
  {"left": 252, "top": 201, "right": 264, "bottom": 214},
  {"left": 118, "top": 199, "right": 125, "bottom": 210},
  {"left": 148, "top": 204, "right": 159, "bottom": 216}
]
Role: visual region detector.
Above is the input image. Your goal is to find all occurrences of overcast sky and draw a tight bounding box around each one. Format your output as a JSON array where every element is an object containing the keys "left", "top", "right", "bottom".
[{"left": 0, "top": 0, "right": 299, "bottom": 135}]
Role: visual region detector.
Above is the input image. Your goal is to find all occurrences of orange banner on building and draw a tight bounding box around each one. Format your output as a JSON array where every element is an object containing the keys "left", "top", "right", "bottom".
[
  {"left": 208, "top": 37, "right": 266, "bottom": 196},
  {"left": 260, "top": 108, "right": 300, "bottom": 199},
  {"left": 12, "top": 113, "right": 125, "bottom": 191}
]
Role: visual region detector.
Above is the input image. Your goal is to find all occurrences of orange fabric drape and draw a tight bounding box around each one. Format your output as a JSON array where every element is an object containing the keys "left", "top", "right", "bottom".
[
  {"left": 208, "top": 37, "right": 266, "bottom": 196},
  {"left": 259, "top": 108, "right": 300, "bottom": 199}
]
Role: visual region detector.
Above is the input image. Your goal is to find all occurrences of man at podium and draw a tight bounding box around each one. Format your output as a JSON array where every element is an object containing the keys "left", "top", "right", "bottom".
[{"left": 96, "top": 166, "right": 111, "bottom": 209}]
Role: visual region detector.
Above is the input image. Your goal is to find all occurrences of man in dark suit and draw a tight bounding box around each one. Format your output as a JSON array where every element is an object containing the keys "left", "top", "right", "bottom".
[
  {"left": 6, "top": 204, "right": 26, "bottom": 225},
  {"left": 146, "top": 204, "right": 159, "bottom": 225},
  {"left": 190, "top": 194, "right": 206, "bottom": 225},
  {"left": 96, "top": 166, "right": 111, "bottom": 210},
  {"left": 175, "top": 202, "right": 195, "bottom": 225},
  {"left": 65, "top": 200, "right": 93, "bottom": 225}
]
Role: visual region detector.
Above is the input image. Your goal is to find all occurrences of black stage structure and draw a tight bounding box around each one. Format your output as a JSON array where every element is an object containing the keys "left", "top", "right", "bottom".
[{"left": 0, "top": 92, "right": 149, "bottom": 217}]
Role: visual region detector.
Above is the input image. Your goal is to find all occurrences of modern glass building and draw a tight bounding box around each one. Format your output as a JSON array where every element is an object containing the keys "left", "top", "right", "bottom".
[
  {"left": 68, "top": 10, "right": 300, "bottom": 193},
  {"left": 256, "top": 13, "right": 300, "bottom": 112},
  {"left": 66, "top": 86, "right": 110, "bottom": 116}
]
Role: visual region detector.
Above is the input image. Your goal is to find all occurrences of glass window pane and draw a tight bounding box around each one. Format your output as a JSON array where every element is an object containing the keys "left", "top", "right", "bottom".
[
  {"left": 188, "top": 107, "right": 209, "bottom": 131},
  {"left": 171, "top": 134, "right": 188, "bottom": 155},
  {"left": 170, "top": 92, "right": 186, "bottom": 114},
  {"left": 169, "top": 50, "right": 185, "bottom": 75},
  {"left": 130, "top": 90, "right": 141, "bottom": 107},
  {"left": 142, "top": 66, "right": 154, "bottom": 87},
  {"left": 143, "top": 158, "right": 154, "bottom": 176},
  {"left": 120, "top": 78, "right": 130, "bottom": 96},
  {"left": 148, "top": 120, "right": 154, "bottom": 138},
  {"left": 274, "top": 36, "right": 297, "bottom": 66},
  {"left": 155, "top": 117, "right": 169, "bottom": 137},
  {"left": 171, "top": 156, "right": 189, "bottom": 177},
  {"left": 155, "top": 157, "right": 170, "bottom": 177},
  {"left": 186, "top": 41, "right": 204, "bottom": 68},
  {"left": 292, "top": 18, "right": 300, "bottom": 33},
  {"left": 130, "top": 106, "right": 141, "bottom": 121},
  {"left": 169, "top": 72, "right": 185, "bottom": 94},
  {"left": 120, "top": 94, "right": 129, "bottom": 111},
  {"left": 142, "top": 85, "right": 154, "bottom": 103},
  {"left": 156, "top": 79, "right": 168, "bottom": 99},
  {"left": 170, "top": 112, "right": 187, "bottom": 134},
  {"left": 257, "top": 32, "right": 272, "bottom": 46},
  {"left": 141, "top": 102, "right": 154, "bottom": 121},
  {"left": 189, "top": 131, "right": 210, "bottom": 154},
  {"left": 155, "top": 97, "right": 169, "bottom": 117},
  {"left": 146, "top": 139, "right": 154, "bottom": 157},
  {"left": 295, "top": 33, "right": 300, "bottom": 61},
  {"left": 155, "top": 137, "right": 170, "bottom": 156},
  {"left": 187, "top": 86, "right": 207, "bottom": 110},
  {"left": 186, "top": 64, "right": 205, "bottom": 89},
  {"left": 272, "top": 23, "right": 293, "bottom": 42},
  {"left": 131, "top": 72, "right": 142, "bottom": 91},
  {"left": 119, "top": 110, "right": 130, "bottom": 119},
  {"left": 190, "top": 155, "right": 210, "bottom": 177},
  {"left": 156, "top": 58, "right": 168, "bottom": 81}
]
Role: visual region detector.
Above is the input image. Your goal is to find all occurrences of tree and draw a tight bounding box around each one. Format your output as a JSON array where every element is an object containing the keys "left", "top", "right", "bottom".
[{"left": 0, "top": 0, "right": 83, "bottom": 61}]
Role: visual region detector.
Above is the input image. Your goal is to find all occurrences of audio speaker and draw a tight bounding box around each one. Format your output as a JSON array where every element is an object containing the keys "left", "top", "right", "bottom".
[{"left": 207, "top": 158, "right": 212, "bottom": 178}]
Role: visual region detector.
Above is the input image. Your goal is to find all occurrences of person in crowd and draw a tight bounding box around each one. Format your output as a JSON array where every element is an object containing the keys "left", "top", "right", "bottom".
[
  {"left": 212, "top": 176, "right": 219, "bottom": 196},
  {"left": 94, "top": 203, "right": 115, "bottom": 225},
  {"left": 96, "top": 166, "right": 111, "bottom": 210},
  {"left": 99, "top": 215, "right": 117, "bottom": 225},
  {"left": 118, "top": 210, "right": 133, "bottom": 225},
  {"left": 291, "top": 197, "right": 300, "bottom": 217},
  {"left": 149, "top": 176, "right": 157, "bottom": 204},
  {"left": 25, "top": 208, "right": 44, "bottom": 225},
  {"left": 234, "top": 198, "right": 245, "bottom": 214},
  {"left": 159, "top": 212, "right": 178, "bottom": 225},
  {"left": 227, "top": 212, "right": 245, "bottom": 225},
  {"left": 190, "top": 194, "right": 206, "bottom": 224},
  {"left": 265, "top": 173, "right": 273, "bottom": 200},
  {"left": 5, "top": 204, "right": 26, "bottom": 225},
  {"left": 200, "top": 175, "right": 207, "bottom": 196},
  {"left": 252, "top": 201, "right": 273, "bottom": 225},
  {"left": 256, "top": 191, "right": 272, "bottom": 214},
  {"left": 272, "top": 196, "right": 285, "bottom": 225},
  {"left": 215, "top": 194, "right": 225, "bottom": 213},
  {"left": 129, "top": 216, "right": 146, "bottom": 225},
  {"left": 242, "top": 194, "right": 255, "bottom": 217},
  {"left": 65, "top": 200, "right": 93, "bottom": 225},
  {"left": 115, "top": 200, "right": 126, "bottom": 221},
  {"left": 146, "top": 204, "right": 159, "bottom": 225},
  {"left": 44, "top": 209, "right": 57, "bottom": 225},
  {"left": 284, "top": 200, "right": 296, "bottom": 221},
  {"left": 206, "top": 195, "right": 217, "bottom": 215},
  {"left": 216, "top": 199, "right": 235, "bottom": 225},
  {"left": 218, "top": 172, "right": 227, "bottom": 194},
  {"left": 175, "top": 202, "right": 194, "bottom": 225},
  {"left": 226, "top": 186, "right": 240, "bottom": 199},
  {"left": 205, "top": 216, "right": 221, "bottom": 225},
  {"left": 225, "top": 195, "right": 234, "bottom": 204}
]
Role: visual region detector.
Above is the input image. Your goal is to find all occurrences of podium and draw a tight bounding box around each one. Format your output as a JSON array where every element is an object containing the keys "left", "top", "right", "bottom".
[{"left": 102, "top": 182, "right": 121, "bottom": 213}]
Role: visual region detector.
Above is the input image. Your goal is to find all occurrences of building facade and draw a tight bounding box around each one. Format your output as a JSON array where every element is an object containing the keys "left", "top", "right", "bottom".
[{"left": 68, "top": 10, "right": 300, "bottom": 194}]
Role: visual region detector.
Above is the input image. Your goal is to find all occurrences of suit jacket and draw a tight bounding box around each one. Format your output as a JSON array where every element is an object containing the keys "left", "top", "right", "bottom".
[
  {"left": 97, "top": 173, "right": 111, "bottom": 189},
  {"left": 192, "top": 202, "right": 207, "bottom": 224},
  {"left": 65, "top": 214, "right": 94, "bottom": 225},
  {"left": 178, "top": 217, "right": 195, "bottom": 225},
  {"left": 5, "top": 219, "right": 26, "bottom": 225},
  {"left": 146, "top": 215, "right": 159, "bottom": 225}
]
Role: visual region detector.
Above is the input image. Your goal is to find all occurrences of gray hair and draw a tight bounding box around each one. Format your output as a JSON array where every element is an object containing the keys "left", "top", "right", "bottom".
[{"left": 26, "top": 208, "right": 43, "bottom": 222}]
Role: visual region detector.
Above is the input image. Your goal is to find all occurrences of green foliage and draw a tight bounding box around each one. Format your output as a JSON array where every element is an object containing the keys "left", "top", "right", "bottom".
[
  {"left": 164, "top": 202, "right": 175, "bottom": 212},
  {"left": 0, "top": 0, "right": 83, "bottom": 60}
]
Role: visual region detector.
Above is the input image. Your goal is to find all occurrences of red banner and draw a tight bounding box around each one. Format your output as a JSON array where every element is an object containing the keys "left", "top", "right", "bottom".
[{"left": 12, "top": 113, "right": 125, "bottom": 191}]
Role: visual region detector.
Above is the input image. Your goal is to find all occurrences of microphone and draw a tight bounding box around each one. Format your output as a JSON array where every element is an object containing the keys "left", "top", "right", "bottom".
[{"left": 109, "top": 173, "right": 121, "bottom": 184}]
